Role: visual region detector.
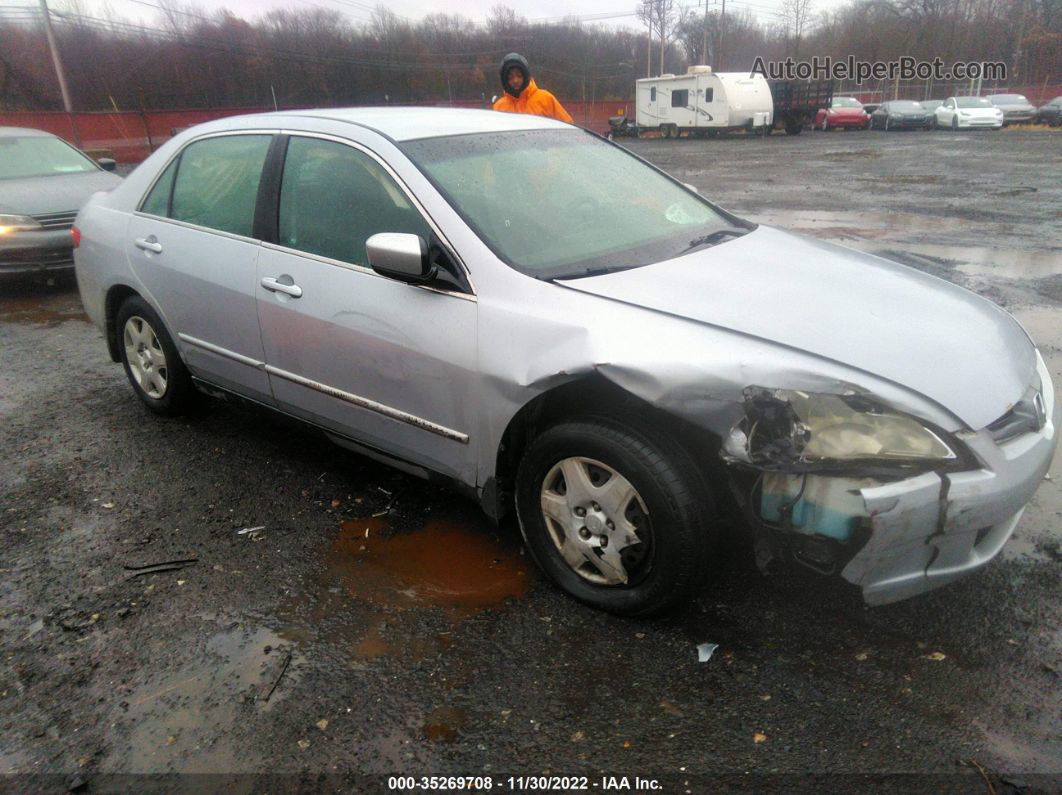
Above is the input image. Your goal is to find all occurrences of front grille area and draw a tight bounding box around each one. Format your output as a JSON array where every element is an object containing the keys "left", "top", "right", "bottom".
[
  {"left": 30, "top": 211, "right": 78, "bottom": 230},
  {"left": 987, "top": 396, "right": 1044, "bottom": 442}
]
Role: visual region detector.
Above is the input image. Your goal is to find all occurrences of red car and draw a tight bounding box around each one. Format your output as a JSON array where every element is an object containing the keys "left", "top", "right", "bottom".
[{"left": 814, "top": 97, "right": 870, "bottom": 130}]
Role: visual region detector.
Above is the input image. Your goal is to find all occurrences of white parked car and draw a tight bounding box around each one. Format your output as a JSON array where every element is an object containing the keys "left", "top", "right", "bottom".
[
  {"left": 934, "top": 97, "right": 1004, "bottom": 129},
  {"left": 73, "top": 108, "right": 1056, "bottom": 615}
]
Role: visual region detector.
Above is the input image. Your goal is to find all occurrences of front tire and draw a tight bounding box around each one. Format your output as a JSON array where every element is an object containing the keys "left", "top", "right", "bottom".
[
  {"left": 515, "top": 419, "right": 715, "bottom": 616},
  {"left": 116, "top": 296, "right": 196, "bottom": 415}
]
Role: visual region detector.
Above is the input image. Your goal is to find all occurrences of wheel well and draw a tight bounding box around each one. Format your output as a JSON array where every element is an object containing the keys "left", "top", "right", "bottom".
[
  {"left": 104, "top": 284, "right": 140, "bottom": 362},
  {"left": 488, "top": 374, "right": 724, "bottom": 521}
]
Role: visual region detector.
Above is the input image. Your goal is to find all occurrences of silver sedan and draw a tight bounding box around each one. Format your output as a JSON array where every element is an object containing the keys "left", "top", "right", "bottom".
[
  {"left": 73, "top": 108, "right": 1057, "bottom": 615},
  {"left": 1, "top": 126, "right": 121, "bottom": 276}
]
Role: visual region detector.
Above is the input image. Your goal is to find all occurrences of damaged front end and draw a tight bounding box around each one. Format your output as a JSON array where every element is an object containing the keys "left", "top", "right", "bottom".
[{"left": 720, "top": 386, "right": 994, "bottom": 600}]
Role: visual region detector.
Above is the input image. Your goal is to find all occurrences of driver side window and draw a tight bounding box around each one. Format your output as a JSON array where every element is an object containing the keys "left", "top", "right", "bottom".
[{"left": 278, "top": 136, "right": 432, "bottom": 267}]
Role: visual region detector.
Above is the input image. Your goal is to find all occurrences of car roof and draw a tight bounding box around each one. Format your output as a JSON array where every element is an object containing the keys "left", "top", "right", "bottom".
[
  {"left": 0, "top": 126, "right": 58, "bottom": 138},
  {"left": 240, "top": 107, "right": 570, "bottom": 142}
]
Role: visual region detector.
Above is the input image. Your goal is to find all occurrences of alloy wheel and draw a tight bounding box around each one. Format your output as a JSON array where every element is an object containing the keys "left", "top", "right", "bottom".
[{"left": 123, "top": 315, "right": 168, "bottom": 399}]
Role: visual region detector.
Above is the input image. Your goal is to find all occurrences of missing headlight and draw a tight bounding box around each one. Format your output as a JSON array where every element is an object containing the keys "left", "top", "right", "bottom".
[{"left": 723, "top": 386, "right": 957, "bottom": 470}]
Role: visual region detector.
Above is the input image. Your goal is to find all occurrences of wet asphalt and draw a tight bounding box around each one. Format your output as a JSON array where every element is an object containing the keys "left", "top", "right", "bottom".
[{"left": 1, "top": 128, "right": 1060, "bottom": 793}]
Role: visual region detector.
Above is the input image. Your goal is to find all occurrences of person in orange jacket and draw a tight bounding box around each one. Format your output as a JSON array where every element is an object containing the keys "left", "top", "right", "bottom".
[{"left": 492, "top": 53, "right": 573, "bottom": 123}]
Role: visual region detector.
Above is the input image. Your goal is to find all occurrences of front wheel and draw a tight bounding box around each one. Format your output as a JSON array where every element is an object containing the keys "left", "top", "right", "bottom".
[
  {"left": 515, "top": 419, "right": 715, "bottom": 616},
  {"left": 117, "top": 295, "right": 196, "bottom": 415}
]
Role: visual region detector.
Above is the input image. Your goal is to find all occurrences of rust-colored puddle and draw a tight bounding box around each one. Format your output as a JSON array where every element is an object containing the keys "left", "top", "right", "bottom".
[
  {"left": 329, "top": 516, "right": 529, "bottom": 610},
  {"left": 421, "top": 706, "right": 467, "bottom": 743}
]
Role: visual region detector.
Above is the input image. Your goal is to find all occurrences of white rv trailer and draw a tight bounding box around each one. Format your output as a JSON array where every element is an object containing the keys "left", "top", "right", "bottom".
[{"left": 635, "top": 66, "right": 773, "bottom": 137}]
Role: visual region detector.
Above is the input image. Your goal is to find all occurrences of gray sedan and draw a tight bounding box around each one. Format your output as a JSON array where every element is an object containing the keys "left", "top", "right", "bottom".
[
  {"left": 72, "top": 108, "right": 1057, "bottom": 615},
  {"left": 1, "top": 127, "right": 121, "bottom": 276}
]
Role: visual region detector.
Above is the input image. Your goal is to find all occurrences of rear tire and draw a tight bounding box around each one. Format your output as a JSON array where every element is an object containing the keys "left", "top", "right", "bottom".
[
  {"left": 515, "top": 418, "right": 716, "bottom": 616},
  {"left": 116, "top": 296, "right": 196, "bottom": 415}
]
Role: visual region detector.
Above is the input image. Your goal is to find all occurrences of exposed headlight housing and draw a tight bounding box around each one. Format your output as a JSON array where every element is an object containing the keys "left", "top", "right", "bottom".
[
  {"left": 724, "top": 387, "right": 958, "bottom": 468},
  {"left": 0, "top": 214, "right": 42, "bottom": 235}
]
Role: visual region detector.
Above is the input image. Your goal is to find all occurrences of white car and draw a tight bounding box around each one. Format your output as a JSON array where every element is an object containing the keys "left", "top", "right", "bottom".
[{"left": 934, "top": 97, "right": 1004, "bottom": 130}]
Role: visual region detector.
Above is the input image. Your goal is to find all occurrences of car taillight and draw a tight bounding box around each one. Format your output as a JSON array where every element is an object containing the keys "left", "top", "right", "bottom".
[{"left": 71, "top": 225, "right": 81, "bottom": 248}]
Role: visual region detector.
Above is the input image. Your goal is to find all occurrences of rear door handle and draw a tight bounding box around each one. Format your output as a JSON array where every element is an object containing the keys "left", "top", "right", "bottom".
[
  {"left": 260, "top": 276, "right": 303, "bottom": 298},
  {"left": 134, "top": 236, "right": 162, "bottom": 254}
]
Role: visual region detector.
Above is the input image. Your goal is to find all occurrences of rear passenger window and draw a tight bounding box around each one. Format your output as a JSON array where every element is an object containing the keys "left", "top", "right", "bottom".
[
  {"left": 140, "top": 157, "right": 178, "bottom": 216},
  {"left": 703, "top": 88, "right": 713, "bottom": 102},
  {"left": 169, "top": 135, "right": 271, "bottom": 237},
  {"left": 672, "top": 90, "right": 688, "bottom": 108},
  {"left": 278, "top": 136, "right": 431, "bottom": 267}
]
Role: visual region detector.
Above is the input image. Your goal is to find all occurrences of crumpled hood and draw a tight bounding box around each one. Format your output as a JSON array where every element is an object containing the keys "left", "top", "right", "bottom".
[
  {"left": 557, "top": 225, "right": 1037, "bottom": 430},
  {"left": 0, "top": 171, "right": 121, "bottom": 216}
]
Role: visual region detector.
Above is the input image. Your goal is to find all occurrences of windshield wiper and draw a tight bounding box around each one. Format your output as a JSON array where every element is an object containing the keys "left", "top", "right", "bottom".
[
  {"left": 675, "top": 227, "right": 750, "bottom": 256},
  {"left": 558, "top": 264, "right": 643, "bottom": 279}
]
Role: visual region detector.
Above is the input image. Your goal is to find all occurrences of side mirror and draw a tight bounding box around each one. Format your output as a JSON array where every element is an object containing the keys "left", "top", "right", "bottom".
[
  {"left": 97, "top": 157, "right": 117, "bottom": 172},
  {"left": 366, "top": 233, "right": 436, "bottom": 284}
]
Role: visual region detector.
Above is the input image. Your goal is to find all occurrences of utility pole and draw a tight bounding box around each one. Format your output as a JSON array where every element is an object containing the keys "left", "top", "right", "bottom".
[
  {"left": 699, "top": 0, "right": 709, "bottom": 65},
  {"left": 646, "top": 7, "right": 652, "bottom": 77},
  {"left": 718, "top": 0, "right": 726, "bottom": 71},
  {"left": 38, "top": 0, "right": 73, "bottom": 113}
]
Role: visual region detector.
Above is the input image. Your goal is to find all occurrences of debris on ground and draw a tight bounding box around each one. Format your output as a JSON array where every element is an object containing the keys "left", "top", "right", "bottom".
[
  {"left": 316, "top": 719, "right": 329, "bottom": 731},
  {"left": 237, "top": 526, "right": 265, "bottom": 541},
  {"left": 696, "top": 642, "right": 719, "bottom": 663},
  {"left": 924, "top": 651, "right": 947, "bottom": 662},
  {"left": 123, "top": 558, "right": 198, "bottom": 578},
  {"left": 964, "top": 758, "right": 996, "bottom": 794},
  {"left": 753, "top": 732, "right": 768, "bottom": 744},
  {"left": 263, "top": 650, "right": 293, "bottom": 702}
]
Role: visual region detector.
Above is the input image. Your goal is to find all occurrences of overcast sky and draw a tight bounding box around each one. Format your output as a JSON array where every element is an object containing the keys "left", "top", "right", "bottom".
[{"left": 16, "top": 0, "right": 853, "bottom": 32}]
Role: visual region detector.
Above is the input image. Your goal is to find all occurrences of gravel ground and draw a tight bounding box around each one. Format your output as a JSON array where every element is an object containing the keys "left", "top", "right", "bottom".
[{"left": 1, "top": 128, "right": 1059, "bottom": 793}]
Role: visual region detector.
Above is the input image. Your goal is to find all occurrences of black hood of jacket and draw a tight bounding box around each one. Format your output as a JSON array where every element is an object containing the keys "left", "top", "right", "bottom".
[{"left": 500, "top": 53, "right": 530, "bottom": 98}]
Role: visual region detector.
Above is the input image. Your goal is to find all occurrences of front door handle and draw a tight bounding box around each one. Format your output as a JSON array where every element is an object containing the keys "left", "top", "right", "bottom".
[
  {"left": 134, "top": 236, "right": 162, "bottom": 254},
  {"left": 260, "top": 276, "right": 303, "bottom": 298}
]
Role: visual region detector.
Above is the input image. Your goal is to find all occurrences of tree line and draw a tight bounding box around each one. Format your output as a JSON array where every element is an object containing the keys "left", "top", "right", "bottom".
[{"left": 0, "top": 0, "right": 1057, "bottom": 112}]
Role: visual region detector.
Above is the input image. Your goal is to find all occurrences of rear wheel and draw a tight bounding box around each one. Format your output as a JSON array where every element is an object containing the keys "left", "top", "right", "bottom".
[
  {"left": 116, "top": 296, "right": 195, "bottom": 415},
  {"left": 516, "top": 418, "right": 715, "bottom": 616}
]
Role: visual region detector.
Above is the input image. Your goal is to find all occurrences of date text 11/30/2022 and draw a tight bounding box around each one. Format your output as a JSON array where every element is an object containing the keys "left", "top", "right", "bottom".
[{"left": 387, "top": 775, "right": 662, "bottom": 791}]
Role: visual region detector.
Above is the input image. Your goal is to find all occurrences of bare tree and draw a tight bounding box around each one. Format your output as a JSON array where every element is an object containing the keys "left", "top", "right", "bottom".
[
  {"left": 780, "top": 0, "right": 815, "bottom": 58},
  {"left": 637, "top": 0, "right": 685, "bottom": 76}
]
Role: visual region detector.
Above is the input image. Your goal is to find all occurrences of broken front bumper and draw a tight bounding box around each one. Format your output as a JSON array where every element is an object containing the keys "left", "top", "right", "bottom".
[{"left": 843, "top": 360, "right": 1057, "bottom": 605}]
